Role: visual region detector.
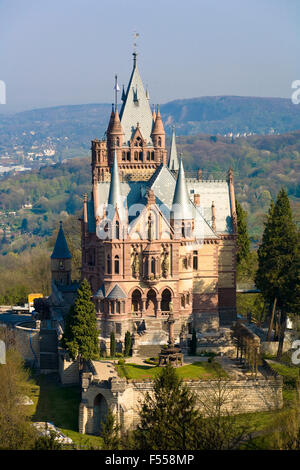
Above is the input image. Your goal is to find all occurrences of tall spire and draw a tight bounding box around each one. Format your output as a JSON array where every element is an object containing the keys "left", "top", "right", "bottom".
[
  {"left": 171, "top": 157, "right": 193, "bottom": 220},
  {"left": 51, "top": 221, "right": 72, "bottom": 259},
  {"left": 168, "top": 126, "right": 179, "bottom": 171},
  {"left": 119, "top": 53, "right": 153, "bottom": 144},
  {"left": 151, "top": 105, "right": 165, "bottom": 136},
  {"left": 107, "top": 150, "right": 126, "bottom": 220}
]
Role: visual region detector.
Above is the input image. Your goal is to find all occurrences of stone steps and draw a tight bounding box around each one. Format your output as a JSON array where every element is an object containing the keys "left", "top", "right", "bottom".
[{"left": 137, "top": 344, "right": 162, "bottom": 357}]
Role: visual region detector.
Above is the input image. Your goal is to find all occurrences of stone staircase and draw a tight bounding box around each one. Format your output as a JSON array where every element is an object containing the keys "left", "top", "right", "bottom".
[
  {"left": 135, "top": 317, "right": 181, "bottom": 357},
  {"left": 39, "top": 329, "right": 58, "bottom": 371}
]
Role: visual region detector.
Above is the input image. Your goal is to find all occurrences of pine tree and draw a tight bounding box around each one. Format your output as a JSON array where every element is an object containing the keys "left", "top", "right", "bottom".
[
  {"left": 133, "top": 364, "right": 201, "bottom": 450},
  {"left": 255, "top": 188, "right": 299, "bottom": 357},
  {"left": 124, "top": 331, "right": 132, "bottom": 357},
  {"left": 110, "top": 331, "right": 116, "bottom": 358},
  {"left": 101, "top": 408, "right": 120, "bottom": 450},
  {"left": 236, "top": 200, "right": 250, "bottom": 266},
  {"left": 62, "top": 278, "right": 99, "bottom": 363},
  {"left": 190, "top": 328, "right": 197, "bottom": 356}
]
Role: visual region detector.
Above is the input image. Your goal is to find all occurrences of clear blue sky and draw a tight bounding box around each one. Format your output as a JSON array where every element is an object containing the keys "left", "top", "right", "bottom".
[{"left": 0, "top": 0, "right": 299, "bottom": 112}]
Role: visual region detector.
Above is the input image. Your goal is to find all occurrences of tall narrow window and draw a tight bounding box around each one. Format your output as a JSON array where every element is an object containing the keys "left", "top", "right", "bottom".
[
  {"left": 116, "top": 137, "right": 120, "bottom": 146},
  {"left": 114, "top": 255, "right": 119, "bottom": 274},
  {"left": 158, "top": 137, "right": 161, "bottom": 147},
  {"left": 193, "top": 250, "right": 198, "bottom": 270},
  {"left": 107, "top": 255, "right": 111, "bottom": 274},
  {"left": 115, "top": 221, "right": 120, "bottom": 239},
  {"left": 151, "top": 257, "right": 156, "bottom": 275}
]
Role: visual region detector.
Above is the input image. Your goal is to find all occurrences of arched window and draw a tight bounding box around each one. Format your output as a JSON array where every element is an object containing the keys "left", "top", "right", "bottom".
[
  {"left": 115, "top": 221, "right": 120, "bottom": 239},
  {"left": 181, "top": 295, "right": 185, "bottom": 308},
  {"left": 116, "top": 301, "right": 120, "bottom": 314},
  {"left": 151, "top": 152, "right": 155, "bottom": 161},
  {"left": 193, "top": 250, "right": 198, "bottom": 270},
  {"left": 111, "top": 301, "right": 115, "bottom": 314},
  {"left": 122, "top": 151, "right": 126, "bottom": 161},
  {"left": 134, "top": 151, "right": 138, "bottom": 161},
  {"left": 139, "top": 151, "right": 143, "bottom": 161},
  {"left": 161, "top": 289, "right": 171, "bottom": 312},
  {"left": 107, "top": 255, "right": 111, "bottom": 274},
  {"left": 158, "top": 137, "right": 161, "bottom": 147},
  {"left": 116, "top": 137, "right": 120, "bottom": 146},
  {"left": 146, "top": 151, "right": 150, "bottom": 161},
  {"left": 114, "top": 255, "right": 119, "bottom": 274},
  {"left": 132, "top": 289, "right": 142, "bottom": 312}
]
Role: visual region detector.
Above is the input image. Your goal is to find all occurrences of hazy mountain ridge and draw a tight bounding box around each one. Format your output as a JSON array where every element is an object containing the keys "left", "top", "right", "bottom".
[{"left": 1, "top": 96, "right": 300, "bottom": 162}]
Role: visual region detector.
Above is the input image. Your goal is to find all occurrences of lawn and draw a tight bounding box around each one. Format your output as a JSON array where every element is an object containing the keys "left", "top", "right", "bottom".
[
  {"left": 117, "top": 361, "right": 227, "bottom": 381},
  {"left": 26, "top": 372, "right": 103, "bottom": 449}
]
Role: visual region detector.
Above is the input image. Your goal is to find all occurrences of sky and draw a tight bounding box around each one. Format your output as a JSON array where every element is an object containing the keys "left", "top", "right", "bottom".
[{"left": 0, "top": 0, "right": 299, "bottom": 113}]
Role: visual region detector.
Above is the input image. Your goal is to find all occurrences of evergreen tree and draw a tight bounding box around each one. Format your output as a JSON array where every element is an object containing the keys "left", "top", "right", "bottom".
[
  {"left": 255, "top": 188, "right": 299, "bottom": 357},
  {"left": 124, "top": 331, "right": 132, "bottom": 357},
  {"left": 236, "top": 200, "right": 250, "bottom": 266},
  {"left": 62, "top": 279, "right": 99, "bottom": 363},
  {"left": 133, "top": 364, "right": 201, "bottom": 450},
  {"left": 101, "top": 408, "right": 120, "bottom": 450},
  {"left": 110, "top": 331, "right": 116, "bottom": 358},
  {"left": 190, "top": 328, "right": 197, "bottom": 356}
]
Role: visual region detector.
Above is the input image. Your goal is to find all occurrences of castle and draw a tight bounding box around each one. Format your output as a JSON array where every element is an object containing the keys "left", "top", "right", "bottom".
[{"left": 51, "top": 52, "right": 237, "bottom": 356}]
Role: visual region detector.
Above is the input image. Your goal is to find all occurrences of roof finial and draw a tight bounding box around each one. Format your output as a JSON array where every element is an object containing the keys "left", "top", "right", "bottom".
[{"left": 133, "top": 31, "right": 139, "bottom": 67}]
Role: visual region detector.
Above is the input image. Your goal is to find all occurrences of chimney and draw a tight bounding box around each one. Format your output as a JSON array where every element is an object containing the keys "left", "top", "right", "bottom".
[
  {"left": 197, "top": 169, "right": 202, "bottom": 181},
  {"left": 194, "top": 194, "right": 200, "bottom": 206}
]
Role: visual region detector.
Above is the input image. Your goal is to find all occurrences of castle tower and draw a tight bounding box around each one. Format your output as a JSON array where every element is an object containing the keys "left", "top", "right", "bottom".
[{"left": 51, "top": 221, "right": 72, "bottom": 285}]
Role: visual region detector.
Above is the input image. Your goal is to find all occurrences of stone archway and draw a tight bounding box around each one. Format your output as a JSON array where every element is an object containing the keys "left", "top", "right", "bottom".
[
  {"left": 93, "top": 393, "right": 108, "bottom": 435},
  {"left": 161, "top": 288, "right": 172, "bottom": 312},
  {"left": 146, "top": 289, "right": 157, "bottom": 316},
  {"left": 132, "top": 289, "right": 142, "bottom": 313}
]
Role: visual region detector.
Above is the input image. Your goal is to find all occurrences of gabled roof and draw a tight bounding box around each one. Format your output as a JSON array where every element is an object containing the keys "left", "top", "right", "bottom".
[
  {"left": 51, "top": 222, "right": 72, "bottom": 259},
  {"left": 119, "top": 53, "right": 153, "bottom": 145},
  {"left": 107, "top": 284, "right": 127, "bottom": 299},
  {"left": 168, "top": 127, "right": 179, "bottom": 171}
]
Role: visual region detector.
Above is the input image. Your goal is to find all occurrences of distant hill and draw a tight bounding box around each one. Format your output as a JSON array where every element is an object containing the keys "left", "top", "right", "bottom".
[{"left": 1, "top": 96, "right": 300, "bottom": 161}]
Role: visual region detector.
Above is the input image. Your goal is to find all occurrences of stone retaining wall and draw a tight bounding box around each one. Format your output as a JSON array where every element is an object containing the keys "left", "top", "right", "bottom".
[{"left": 79, "top": 372, "right": 283, "bottom": 435}]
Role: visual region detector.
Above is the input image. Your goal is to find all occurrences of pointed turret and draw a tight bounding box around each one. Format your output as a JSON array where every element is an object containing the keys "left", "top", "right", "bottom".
[
  {"left": 171, "top": 157, "right": 193, "bottom": 220},
  {"left": 152, "top": 104, "right": 156, "bottom": 122},
  {"left": 106, "top": 104, "right": 115, "bottom": 135},
  {"left": 51, "top": 221, "right": 72, "bottom": 285},
  {"left": 51, "top": 221, "right": 72, "bottom": 259},
  {"left": 168, "top": 126, "right": 179, "bottom": 171},
  {"left": 151, "top": 105, "right": 165, "bottom": 136},
  {"left": 107, "top": 150, "right": 126, "bottom": 221}
]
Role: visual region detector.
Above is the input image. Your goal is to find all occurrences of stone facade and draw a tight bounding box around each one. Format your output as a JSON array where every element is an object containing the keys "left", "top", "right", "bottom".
[{"left": 79, "top": 53, "right": 238, "bottom": 355}]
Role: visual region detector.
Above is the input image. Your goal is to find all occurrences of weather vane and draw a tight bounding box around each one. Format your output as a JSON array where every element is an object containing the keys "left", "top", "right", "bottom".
[{"left": 133, "top": 31, "right": 139, "bottom": 54}]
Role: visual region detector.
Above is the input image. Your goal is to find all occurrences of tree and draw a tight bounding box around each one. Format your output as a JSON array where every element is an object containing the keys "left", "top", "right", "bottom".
[
  {"left": 236, "top": 200, "right": 250, "bottom": 266},
  {"left": 0, "top": 348, "right": 38, "bottom": 449},
  {"left": 110, "top": 331, "right": 116, "bottom": 358},
  {"left": 190, "top": 328, "right": 197, "bottom": 356},
  {"left": 62, "top": 278, "right": 99, "bottom": 364},
  {"left": 124, "top": 331, "right": 132, "bottom": 357},
  {"left": 255, "top": 188, "right": 299, "bottom": 357},
  {"left": 133, "top": 364, "right": 201, "bottom": 450},
  {"left": 101, "top": 408, "right": 120, "bottom": 450}
]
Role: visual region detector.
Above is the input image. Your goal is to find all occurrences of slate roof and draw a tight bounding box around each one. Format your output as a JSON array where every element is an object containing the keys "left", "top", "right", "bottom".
[
  {"left": 119, "top": 54, "right": 153, "bottom": 145},
  {"left": 90, "top": 163, "right": 233, "bottom": 236},
  {"left": 172, "top": 158, "right": 193, "bottom": 220},
  {"left": 107, "top": 150, "right": 127, "bottom": 221},
  {"left": 106, "top": 284, "right": 127, "bottom": 299},
  {"left": 94, "top": 285, "right": 106, "bottom": 299},
  {"left": 51, "top": 222, "right": 72, "bottom": 259}
]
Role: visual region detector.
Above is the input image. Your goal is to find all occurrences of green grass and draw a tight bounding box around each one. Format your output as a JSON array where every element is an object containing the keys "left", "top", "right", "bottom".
[
  {"left": 117, "top": 361, "right": 227, "bottom": 381},
  {"left": 26, "top": 372, "right": 103, "bottom": 449}
]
